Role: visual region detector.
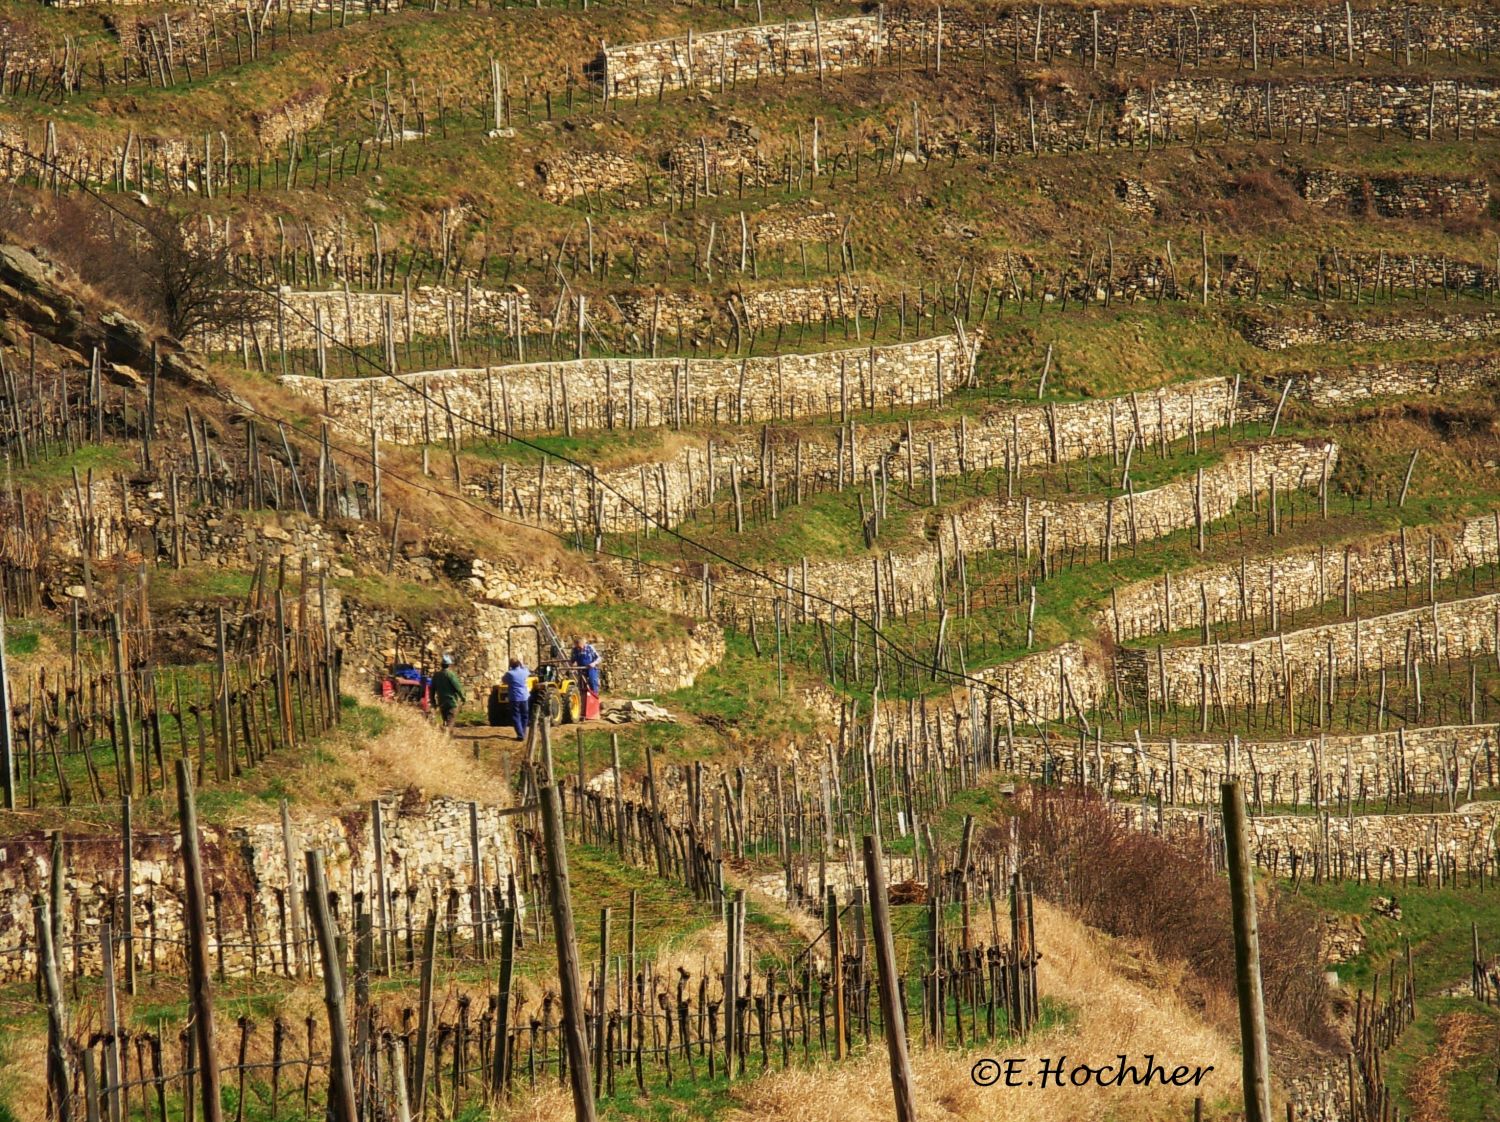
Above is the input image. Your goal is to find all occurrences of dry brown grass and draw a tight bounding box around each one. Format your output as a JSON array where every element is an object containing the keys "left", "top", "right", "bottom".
[
  {"left": 1407, "top": 1011, "right": 1488, "bottom": 1122},
  {"left": 728, "top": 899, "right": 1241, "bottom": 1122}
]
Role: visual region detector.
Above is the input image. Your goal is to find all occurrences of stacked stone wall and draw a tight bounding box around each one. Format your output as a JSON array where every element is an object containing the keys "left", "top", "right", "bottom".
[
  {"left": 1122, "top": 77, "right": 1500, "bottom": 137},
  {"left": 1318, "top": 251, "right": 1496, "bottom": 294},
  {"left": 1004, "top": 723, "right": 1498, "bottom": 807},
  {"left": 598, "top": 8, "right": 1496, "bottom": 98},
  {"left": 1240, "top": 310, "right": 1500, "bottom": 350},
  {"left": 1103, "top": 515, "right": 1500, "bottom": 642},
  {"left": 1120, "top": 591, "right": 1500, "bottom": 709},
  {"left": 947, "top": 439, "right": 1335, "bottom": 556},
  {"left": 997, "top": 641, "right": 1111, "bottom": 725},
  {"left": 484, "top": 376, "right": 1237, "bottom": 539},
  {"left": 251, "top": 87, "right": 330, "bottom": 149},
  {"left": 884, "top": 6, "right": 1496, "bottom": 66},
  {"left": 1152, "top": 803, "right": 1500, "bottom": 866},
  {"left": 1298, "top": 170, "right": 1490, "bottom": 217},
  {"left": 614, "top": 279, "right": 890, "bottom": 337},
  {"left": 211, "top": 285, "right": 537, "bottom": 353},
  {"left": 598, "top": 16, "right": 881, "bottom": 97},
  {"left": 752, "top": 202, "right": 845, "bottom": 246},
  {"left": 0, "top": 793, "right": 519, "bottom": 982},
  {"left": 1256, "top": 353, "right": 1500, "bottom": 408},
  {"left": 537, "top": 149, "right": 643, "bottom": 205},
  {"left": 282, "top": 332, "right": 978, "bottom": 443}
]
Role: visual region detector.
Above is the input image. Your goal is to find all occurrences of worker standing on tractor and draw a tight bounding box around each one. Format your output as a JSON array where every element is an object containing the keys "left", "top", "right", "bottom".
[
  {"left": 433, "top": 654, "right": 466, "bottom": 730},
  {"left": 504, "top": 657, "right": 531, "bottom": 741},
  {"left": 571, "top": 636, "right": 601, "bottom": 696}
]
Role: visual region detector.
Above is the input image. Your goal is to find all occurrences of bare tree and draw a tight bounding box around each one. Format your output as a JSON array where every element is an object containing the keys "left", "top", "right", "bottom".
[{"left": 129, "top": 206, "right": 267, "bottom": 341}]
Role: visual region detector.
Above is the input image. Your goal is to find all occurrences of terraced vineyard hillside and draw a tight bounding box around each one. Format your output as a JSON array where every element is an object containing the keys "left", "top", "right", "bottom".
[{"left": 0, "top": 1, "right": 1499, "bottom": 1120}]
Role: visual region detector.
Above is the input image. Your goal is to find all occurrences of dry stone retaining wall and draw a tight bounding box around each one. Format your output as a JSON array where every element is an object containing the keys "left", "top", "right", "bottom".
[
  {"left": 947, "top": 439, "right": 1335, "bottom": 556},
  {"left": 0, "top": 793, "right": 519, "bottom": 982},
  {"left": 615, "top": 279, "right": 888, "bottom": 336},
  {"left": 251, "top": 87, "right": 330, "bottom": 149},
  {"left": 1122, "top": 77, "right": 1500, "bottom": 136},
  {"left": 599, "top": 8, "right": 1496, "bottom": 98},
  {"left": 483, "top": 376, "right": 1238, "bottom": 539},
  {"left": 598, "top": 16, "right": 882, "bottom": 97},
  {"left": 1257, "top": 354, "right": 1500, "bottom": 408},
  {"left": 283, "top": 332, "right": 979, "bottom": 442},
  {"left": 213, "top": 284, "right": 537, "bottom": 353},
  {"left": 1103, "top": 515, "right": 1500, "bottom": 642},
  {"left": 1121, "top": 591, "right": 1500, "bottom": 709},
  {"left": 978, "top": 641, "right": 1112, "bottom": 726},
  {"left": 1298, "top": 170, "right": 1490, "bottom": 217},
  {"left": 537, "top": 149, "right": 643, "bottom": 205},
  {"left": 1240, "top": 310, "right": 1500, "bottom": 349},
  {"left": 1153, "top": 803, "right": 1500, "bottom": 867},
  {"left": 1004, "top": 723, "right": 1499, "bottom": 806},
  {"left": 885, "top": 6, "right": 1496, "bottom": 65}
]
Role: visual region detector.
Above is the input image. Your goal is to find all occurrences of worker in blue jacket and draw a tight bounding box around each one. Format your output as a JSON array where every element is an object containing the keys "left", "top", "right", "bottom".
[
  {"left": 504, "top": 657, "right": 531, "bottom": 741},
  {"left": 571, "top": 636, "right": 601, "bottom": 696}
]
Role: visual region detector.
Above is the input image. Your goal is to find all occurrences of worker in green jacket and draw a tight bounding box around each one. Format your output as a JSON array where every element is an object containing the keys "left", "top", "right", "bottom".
[{"left": 433, "top": 653, "right": 466, "bottom": 730}]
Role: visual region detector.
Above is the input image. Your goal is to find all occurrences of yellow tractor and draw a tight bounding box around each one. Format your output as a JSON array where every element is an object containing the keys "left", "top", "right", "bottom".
[{"left": 486, "top": 620, "right": 587, "bottom": 728}]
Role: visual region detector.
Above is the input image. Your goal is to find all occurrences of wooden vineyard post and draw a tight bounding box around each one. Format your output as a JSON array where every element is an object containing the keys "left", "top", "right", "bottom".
[
  {"left": 491, "top": 900, "right": 517, "bottom": 1095},
  {"left": 305, "top": 850, "right": 357, "bottom": 1122},
  {"left": 595, "top": 906, "right": 610, "bottom": 1098},
  {"left": 1221, "top": 780, "right": 1271, "bottom": 1122},
  {"left": 111, "top": 614, "right": 135, "bottom": 797},
  {"left": 214, "top": 608, "right": 231, "bottom": 780},
  {"left": 122, "top": 796, "right": 136, "bottom": 994},
  {"left": 0, "top": 603, "right": 13, "bottom": 810},
  {"left": 176, "top": 759, "right": 224, "bottom": 1122},
  {"left": 611, "top": 733, "right": 626, "bottom": 860},
  {"left": 863, "top": 834, "right": 916, "bottom": 1122},
  {"left": 33, "top": 892, "right": 71, "bottom": 1122},
  {"left": 279, "top": 800, "right": 306, "bottom": 978},
  {"left": 540, "top": 764, "right": 598, "bottom": 1122},
  {"left": 828, "top": 886, "right": 846, "bottom": 1059},
  {"left": 413, "top": 905, "right": 438, "bottom": 1118}
]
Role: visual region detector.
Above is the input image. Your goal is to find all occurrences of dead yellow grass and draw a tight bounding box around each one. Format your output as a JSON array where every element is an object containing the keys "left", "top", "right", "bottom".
[
  {"left": 727, "top": 899, "right": 1241, "bottom": 1122},
  {"left": 354, "top": 699, "right": 512, "bottom": 805}
]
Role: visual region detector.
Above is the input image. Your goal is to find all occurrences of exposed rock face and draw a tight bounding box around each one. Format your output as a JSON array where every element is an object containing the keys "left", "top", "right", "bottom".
[{"left": 0, "top": 243, "right": 211, "bottom": 390}]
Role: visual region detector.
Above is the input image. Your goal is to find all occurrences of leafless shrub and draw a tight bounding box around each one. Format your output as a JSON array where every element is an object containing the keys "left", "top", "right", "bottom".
[
  {"left": 0, "top": 192, "right": 267, "bottom": 341},
  {"left": 1007, "top": 785, "right": 1337, "bottom": 1045}
]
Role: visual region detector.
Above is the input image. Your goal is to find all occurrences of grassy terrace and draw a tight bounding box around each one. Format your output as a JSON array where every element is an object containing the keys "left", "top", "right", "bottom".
[{"left": 1299, "top": 880, "right": 1500, "bottom": 1122}]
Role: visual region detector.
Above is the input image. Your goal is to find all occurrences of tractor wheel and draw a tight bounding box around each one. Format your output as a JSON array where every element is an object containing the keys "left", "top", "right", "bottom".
[
  {"left": 562, "top": 690, "right": 582, "bottom": 725},
  {"left": 547, "top": 692, "right": 563, "bottom": 722},
  {"left": 487, "top": 687, "right": 507, "bottom": 728}
]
